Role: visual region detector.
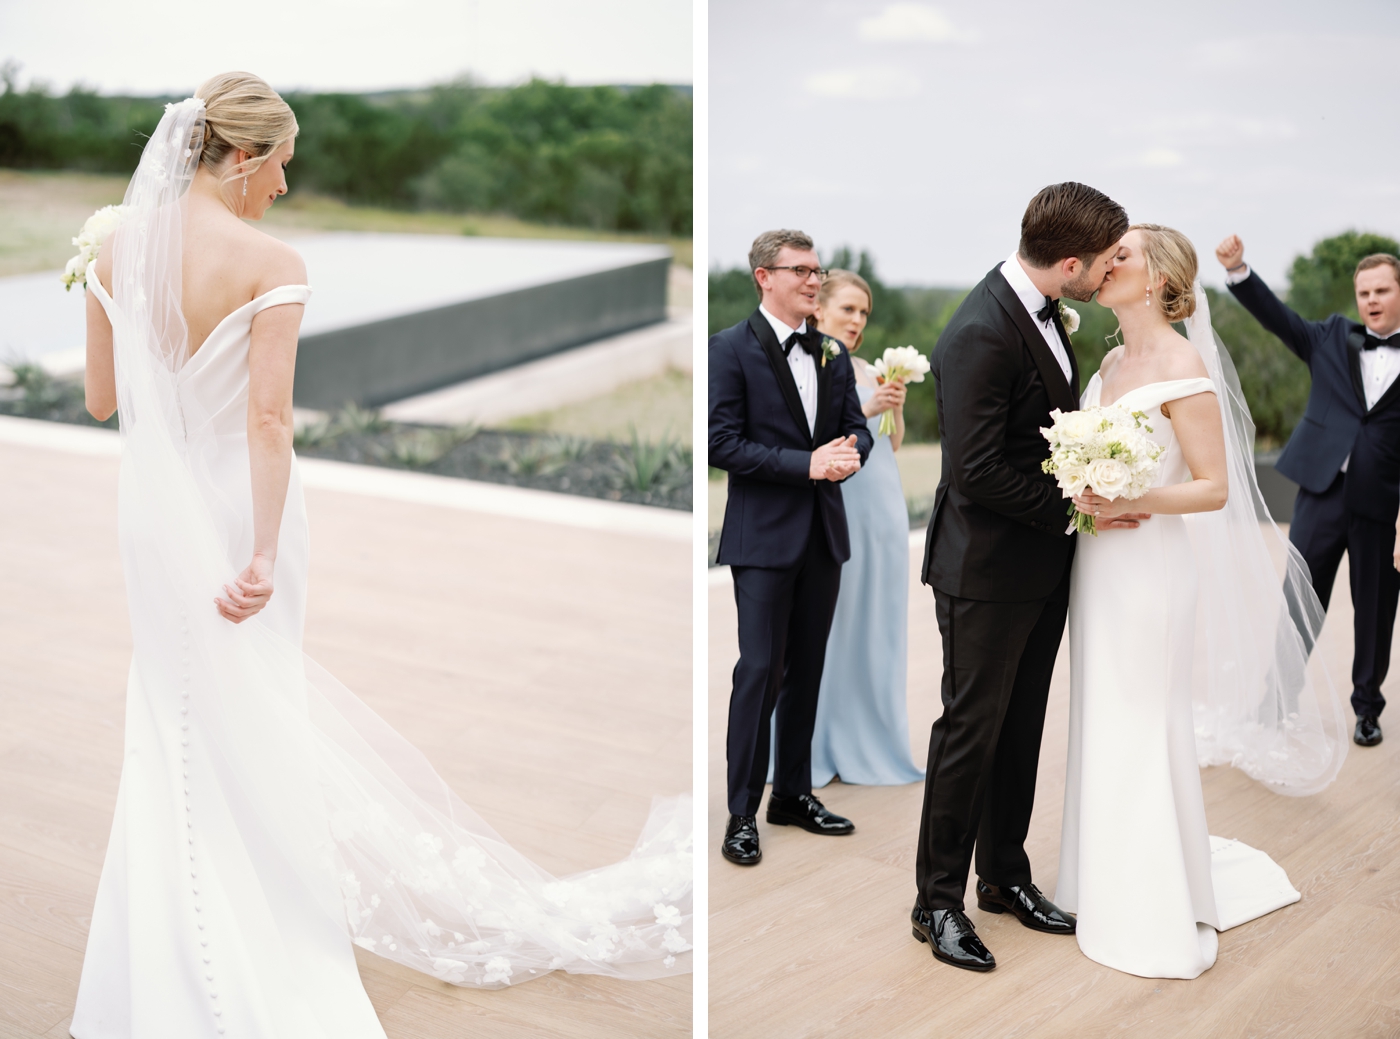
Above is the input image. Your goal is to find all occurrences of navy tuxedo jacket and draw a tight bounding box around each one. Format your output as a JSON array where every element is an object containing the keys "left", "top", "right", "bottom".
[
  {"left": 709, "top": 310, "right": 873, "bottom": 568},
  {"left": 1229, "top": 271, "right": 1400, "bottom": 525}
]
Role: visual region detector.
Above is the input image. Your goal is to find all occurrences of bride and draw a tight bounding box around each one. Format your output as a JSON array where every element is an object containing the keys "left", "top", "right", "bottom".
[
  {"left": 70, "top": 72, "right": 690, "bottom": 1037},
  {"left": 1056, "top": 224, "right": 1347, "bottom": 979}
]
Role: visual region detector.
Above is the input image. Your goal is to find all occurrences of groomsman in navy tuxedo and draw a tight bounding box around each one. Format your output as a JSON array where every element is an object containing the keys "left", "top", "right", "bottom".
[
  {"left": 1218, "top": 236, "right": 1400, "bottom": 747},
  {"left": 709, "top": 229, "right": 873, "bottom": 866}
]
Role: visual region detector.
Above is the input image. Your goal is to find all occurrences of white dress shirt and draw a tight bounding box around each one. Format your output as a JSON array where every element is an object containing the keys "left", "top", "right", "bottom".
[
  {"left": 999, "top": 253, "right": 1073, "bottom": 384},
  {"left": 1227, "top": 264, "right": 1400, "bottom": 470},
  {"left": 760, "top": 304, "right": 817, "bottom": 436}
]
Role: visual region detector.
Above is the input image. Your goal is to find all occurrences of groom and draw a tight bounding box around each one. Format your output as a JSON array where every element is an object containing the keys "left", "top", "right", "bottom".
[
  {"left": 913, "top": 183, "right": 1130, "bottom": 972},
  {"left": 709, "top": 229, "right": 873, "bottom": 867}
]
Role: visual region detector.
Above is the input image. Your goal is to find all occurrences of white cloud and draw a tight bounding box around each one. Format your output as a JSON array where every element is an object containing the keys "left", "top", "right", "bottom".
[
  {"left": 857, "top": 4, "right": 976, "bottom": 44},
  {"left": 805, "top": 68, "right": 921, "bottom": 100}
]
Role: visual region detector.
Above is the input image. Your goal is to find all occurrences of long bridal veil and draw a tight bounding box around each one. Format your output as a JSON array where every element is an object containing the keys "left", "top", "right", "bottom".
[
  {"left": 108, "top": 98, "right": 691, "bottom": 988},
  {"left": 1181, "top": 281, "right": 1348, "bottom": 795}
]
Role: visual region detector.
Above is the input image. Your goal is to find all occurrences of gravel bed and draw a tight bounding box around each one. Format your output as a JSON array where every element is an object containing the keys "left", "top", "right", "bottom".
[{"left": 0, "top": 369, "right": 691, "bottom": 512}]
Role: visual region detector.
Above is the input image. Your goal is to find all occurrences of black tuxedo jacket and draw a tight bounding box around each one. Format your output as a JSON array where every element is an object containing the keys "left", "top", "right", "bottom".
[
  {"left": 921, "top": 263, "right": 1079, "bottom": 602},
  {"left": 709, "top": 310, "right": 873, "bottom": 568},
  {"left": 1230, "top": 270, "right": 1400, "bottom": 525}
]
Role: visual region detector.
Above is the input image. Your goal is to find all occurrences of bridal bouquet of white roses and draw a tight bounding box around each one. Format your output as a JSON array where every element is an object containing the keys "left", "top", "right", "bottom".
[
  {"left": 61, "top": 205, "right": 130, "bottom": 292},
  {"left": 1040, "top": 404, "right": 1164, "bottom": 536},
  {"left": 871, "top": 345, "right": 930, "bottom": 437}
]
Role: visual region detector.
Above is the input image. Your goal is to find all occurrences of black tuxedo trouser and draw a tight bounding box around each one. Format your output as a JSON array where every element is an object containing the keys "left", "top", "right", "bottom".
[
  {"left": 915, "top": 562, "right": 1071, "bottom": 910},
  {"left": 726, "top": 508, "right": 842, "bottom": 816},
  {"left": 1290, "top": 472, "right": 1400, "bottom": 719}
]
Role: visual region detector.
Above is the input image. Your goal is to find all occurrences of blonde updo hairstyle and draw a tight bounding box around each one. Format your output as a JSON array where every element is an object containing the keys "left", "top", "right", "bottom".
[
  {"left": 1131, "top": 223, "right": 1198, "bottom": 322},
  {"left": 817, "top": 269, "right": 874, "bottom": 351},
  {"left": 194, "top": 72, "right": 298, "bottom": 194}
]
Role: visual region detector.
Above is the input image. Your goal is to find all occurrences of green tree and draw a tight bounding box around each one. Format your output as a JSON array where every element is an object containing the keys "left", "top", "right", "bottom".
[
  {"left": 0, "top": 70, "right": 691, "bottom": 236},
  {"left": 1286, "top": 230, "right": 1400, "bottom": 320}
]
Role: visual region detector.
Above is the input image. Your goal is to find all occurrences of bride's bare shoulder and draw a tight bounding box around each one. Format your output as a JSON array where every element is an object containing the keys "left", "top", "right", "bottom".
[
  {"left": 1098, "top": 345, "right": 1125, "bottom": 377},
  {"left": 239, "top": 225, "right": 306, "bottom": 293},
  {"left": 1161, "top": 329, "right": 1209, "bottom": 381}
]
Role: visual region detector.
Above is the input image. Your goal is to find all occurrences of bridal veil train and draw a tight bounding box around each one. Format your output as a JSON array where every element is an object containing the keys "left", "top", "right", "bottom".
[{"left": 69, "top": 87, "right": 690, "bottom": 1038}]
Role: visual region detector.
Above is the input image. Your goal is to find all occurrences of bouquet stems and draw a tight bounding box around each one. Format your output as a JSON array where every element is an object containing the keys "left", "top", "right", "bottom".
[
  {"left": 877, "top": 409, "right": 896, "bottom": 438},
  {"left": 1068, "top": 501, "right": 1098, "bottom": 537}
]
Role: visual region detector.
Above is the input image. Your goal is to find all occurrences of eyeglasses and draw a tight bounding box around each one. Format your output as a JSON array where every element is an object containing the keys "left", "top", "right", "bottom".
[{"left": 763, "top": 265, "right": 828, "bottom": 281}]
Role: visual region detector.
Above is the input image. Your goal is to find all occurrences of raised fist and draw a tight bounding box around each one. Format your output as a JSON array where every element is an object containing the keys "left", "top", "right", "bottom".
[{"left": 1215, "top": 235, "right": 1245, "bottom": 271}]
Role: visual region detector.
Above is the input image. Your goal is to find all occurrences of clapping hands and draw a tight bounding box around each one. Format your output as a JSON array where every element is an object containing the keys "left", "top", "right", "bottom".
[{"left": 811, "top": 435, "right": 861, "bottom": 481}]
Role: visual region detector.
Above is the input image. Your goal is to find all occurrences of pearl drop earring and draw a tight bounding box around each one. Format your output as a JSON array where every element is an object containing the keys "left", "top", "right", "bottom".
[
  {"left": 1145, "top": 285, "right": 1152, "bottom": 307},
  {"left": 242, "top": 176, "right": 248, "bottom": 197}
]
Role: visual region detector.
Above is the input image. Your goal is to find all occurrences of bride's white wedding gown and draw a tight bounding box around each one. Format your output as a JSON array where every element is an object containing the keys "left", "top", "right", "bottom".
[
  {"left": 1056, "top": 374, "right": 1301, "bottom": 980},
  {"left": 70, "top": 251, "right": 689, "bottom": 1038}
]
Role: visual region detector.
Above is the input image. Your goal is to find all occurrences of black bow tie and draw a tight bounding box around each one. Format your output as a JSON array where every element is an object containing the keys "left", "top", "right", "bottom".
[
  {"left": 782, "top": 327, "right": 822, "bottom": 359},
  {"left": 1036, "top": 295, "right": 1058, "bottom": 324},
  {"left": 1363, "top": 331, "right": 1400, "bottom": 350}
]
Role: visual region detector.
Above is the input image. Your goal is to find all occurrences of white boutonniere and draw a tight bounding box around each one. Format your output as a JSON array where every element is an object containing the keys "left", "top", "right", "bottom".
[
  {"left": 61, "top": 204, "right": 130, "bottom": 291},
  {"left": 820, "top": 336, "right": 842, "bottom": 367},
  {"left": 1058, "top": 301, "right": 1080, "bottom": 335}
]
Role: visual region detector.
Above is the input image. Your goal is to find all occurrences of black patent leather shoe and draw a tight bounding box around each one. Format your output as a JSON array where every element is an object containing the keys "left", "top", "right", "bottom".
[
  {"left": 1356, "top": 715, "right": 1383, "bottom": 746},
  {"left": 911, "top": 904, "right": 995, "bottom": 972},
  {"left": 975, "top": 880, "right": 1076, "bottom": 935},
  {"left": 765, "top": 793, "right": 854, "bottom": 835},
  {"left": 722, "top": 814, "right": 761, "bottom": 865}
]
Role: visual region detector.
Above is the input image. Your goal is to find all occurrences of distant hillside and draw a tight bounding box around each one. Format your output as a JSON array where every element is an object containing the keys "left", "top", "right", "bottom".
[{"left": 0, "top": 71, "right": 692, "bottom": 236}]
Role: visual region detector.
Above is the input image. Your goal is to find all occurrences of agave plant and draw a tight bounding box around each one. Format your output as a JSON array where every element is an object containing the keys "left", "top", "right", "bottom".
[
  {"left": 332, "top": 402, "right": 389, "bottom": 436},
  {"left": 613, "top": 425, "right": 681, "bottom": 494},
  {"left": 498, "top": 436, "right": 566, "bottom": 477},
  {"left": 389, "top": 424, "right": 478, "bottom": 468}
]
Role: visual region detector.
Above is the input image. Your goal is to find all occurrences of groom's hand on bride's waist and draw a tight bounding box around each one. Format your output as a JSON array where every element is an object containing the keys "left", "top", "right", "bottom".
[{"left": 1097, "top": 512, "right": 1151, "bottom": 530}]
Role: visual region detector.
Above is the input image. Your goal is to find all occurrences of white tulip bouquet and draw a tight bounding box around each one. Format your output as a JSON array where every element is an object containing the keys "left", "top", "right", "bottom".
[
  {"left": 1040, "top": 405, "right": 1164, "bottom": 535},
  {"left": 61, "top": 205, "right": 130, "bottom": 292},
  {"left": 871, "top": 345, "right": 930, "bottom": 437}
]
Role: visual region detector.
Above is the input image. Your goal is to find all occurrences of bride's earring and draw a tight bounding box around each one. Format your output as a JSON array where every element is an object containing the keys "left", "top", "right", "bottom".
[
  {"left": 242, "top": 176, "right": 248, "bottom": 198},
  {"left": 1145, "top": 285, "right": 1152, "bottom": 308}
]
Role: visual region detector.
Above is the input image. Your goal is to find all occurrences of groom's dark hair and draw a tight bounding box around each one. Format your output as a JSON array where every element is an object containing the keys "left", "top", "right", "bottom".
[{"left": 1019, "top": 182, "right": 1128, "bottom": 269}]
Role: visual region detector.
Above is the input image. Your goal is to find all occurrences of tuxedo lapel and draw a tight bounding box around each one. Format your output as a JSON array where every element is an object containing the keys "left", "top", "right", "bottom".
[
  {"left": 1052, "top": 310, "right": 1081, "bottom": 400},
  {"left": 813, "top": 345, "right": 833, "bottom": 442},
  {"left": 749, "top": 310, "right": 812, "bottom": 444},
  {"left": 987, "top": 266, "right": 1078, "bottom": 413},
  {"left": 1346, "top": 330, "right": 1368, "bottom": 410}
]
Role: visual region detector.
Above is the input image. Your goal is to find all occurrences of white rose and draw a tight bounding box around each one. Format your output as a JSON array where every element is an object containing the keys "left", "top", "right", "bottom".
[
  {"left": 1059, "top": 304, "right": 1080, "bottom": 334},
  {"left": 1056, "top": 410, "right": 1100, "bottom": 441},
  {"left": 1056, "top": 465, "right": 1090, "bottom": 497},
  {"left": 1084, "top": 457, "right": 1131, "bottom": 499}
]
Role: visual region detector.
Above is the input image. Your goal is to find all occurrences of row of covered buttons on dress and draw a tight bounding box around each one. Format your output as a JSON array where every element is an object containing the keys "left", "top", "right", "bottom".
[{"left": 180, "top": 604, "right": 224, "bottom": 1035}]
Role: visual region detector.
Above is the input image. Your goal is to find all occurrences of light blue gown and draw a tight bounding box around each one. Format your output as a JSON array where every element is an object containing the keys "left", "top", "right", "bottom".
[{"left": 769, "top": 376, "right": 925, "bottom": 787}]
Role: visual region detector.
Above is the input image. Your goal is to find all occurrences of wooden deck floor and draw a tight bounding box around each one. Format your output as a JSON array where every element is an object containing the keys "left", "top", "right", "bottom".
[
  {"left": 708, "top": 543, "right": 1400, "bottom": 1039},
  {"left": 0, "top": 438, "right": 691, "bottom": 1039}
]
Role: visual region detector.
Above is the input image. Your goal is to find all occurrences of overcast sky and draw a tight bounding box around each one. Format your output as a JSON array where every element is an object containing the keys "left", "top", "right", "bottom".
[
  {"left": 0, "top": 0, "right": 692, "bottom": 94},
  {"left": 710, "top": 0, "right": 1400, "bottom": 288}
]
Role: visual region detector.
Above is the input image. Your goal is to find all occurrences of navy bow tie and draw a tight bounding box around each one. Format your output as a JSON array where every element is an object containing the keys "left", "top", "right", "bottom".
[
  {"left": 1363, "top": 331, "right": 1400, "bottom": 350},
  {"left": 782, "top": 328, "right": 822, "bottom": 359},
  {"left": 1036, "top": 295, "right": 1058, "bottom": 324}
]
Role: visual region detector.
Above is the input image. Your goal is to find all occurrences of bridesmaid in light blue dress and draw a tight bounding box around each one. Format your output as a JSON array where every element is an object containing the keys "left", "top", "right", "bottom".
[{"left": 770, "top": 270, "right": 924, "bottom": 786}]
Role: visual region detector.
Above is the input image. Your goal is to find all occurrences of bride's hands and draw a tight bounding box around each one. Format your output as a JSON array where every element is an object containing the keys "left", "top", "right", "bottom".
[
  {"left": 215, "top": 552, "right": 275, "bottom": 623},
  {"left": 1073, "top": 489, "right": 1151, "bottom": 530}
]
